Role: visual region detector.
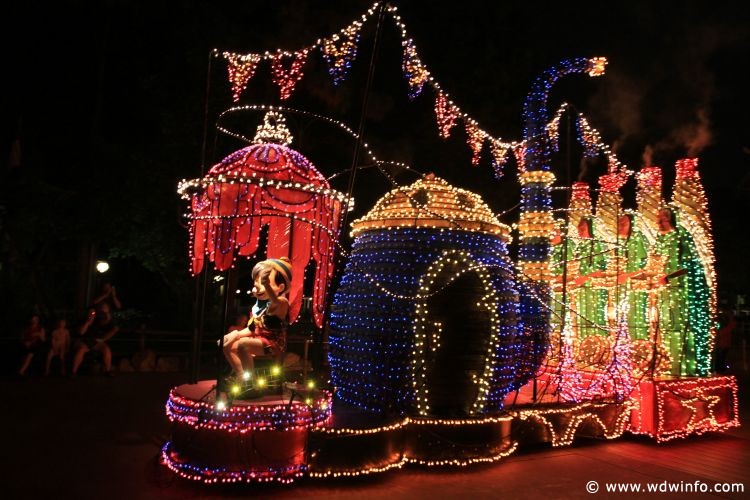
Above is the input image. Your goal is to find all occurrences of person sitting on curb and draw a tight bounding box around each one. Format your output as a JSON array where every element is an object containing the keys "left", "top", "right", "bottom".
[{"left": 71, "top": 303, "right": 118, "bottom": 377}]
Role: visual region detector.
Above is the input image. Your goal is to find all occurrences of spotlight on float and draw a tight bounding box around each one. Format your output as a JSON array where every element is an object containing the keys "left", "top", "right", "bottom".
[
  {"left": 256, "top": 377, "right": 266, "bottom": 388},
  {"left": 96, "top": 261, "right": 110, "bottom": 273},
  {"left": 242, "top": 371, "right": 251, "bottom": 381},
  {"left": 306, "top": 380, "right": 315, "bottom": 390},
  {"left": 231, "top": 385, "right": 241, "bottom": 395},
  {"left": 305, "top": 397, "right": 313, "bottom": 405},
  {"left": 215, "top": 400, "right": 227, "bottom": 411},
  {"left": 271, "top": 365, "right": 281, "bottom": 376}
]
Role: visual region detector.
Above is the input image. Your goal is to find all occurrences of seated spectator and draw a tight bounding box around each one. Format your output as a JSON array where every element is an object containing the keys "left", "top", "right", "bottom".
[
  {"left": 18, "top": 314, "right": 46, "bottom": 376},
  {"left": 46, "top": 318, "right": 71, "bottom": 376},
  {"left": 71, "top": 303, "right": 118, "bottom": 376}
]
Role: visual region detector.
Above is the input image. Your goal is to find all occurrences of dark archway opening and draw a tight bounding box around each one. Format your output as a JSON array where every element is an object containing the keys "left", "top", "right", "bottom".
[{"left": 423, "top": 269, "right": 492, "bottom": 417}]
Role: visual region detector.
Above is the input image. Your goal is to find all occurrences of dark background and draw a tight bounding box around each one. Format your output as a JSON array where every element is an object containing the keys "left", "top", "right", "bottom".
[{"left": 2, "top": 0, "right": 749, "bottom": 335}]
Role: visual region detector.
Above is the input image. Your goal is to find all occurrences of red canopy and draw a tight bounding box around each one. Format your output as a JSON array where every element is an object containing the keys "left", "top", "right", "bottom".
[{"left": 179, "top": 142, "right": 348, "bottom": 327}]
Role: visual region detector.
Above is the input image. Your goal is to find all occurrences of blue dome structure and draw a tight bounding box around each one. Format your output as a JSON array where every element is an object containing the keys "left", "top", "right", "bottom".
[{"left": 329, "top": 175, "right": 531, "bottom": 417}]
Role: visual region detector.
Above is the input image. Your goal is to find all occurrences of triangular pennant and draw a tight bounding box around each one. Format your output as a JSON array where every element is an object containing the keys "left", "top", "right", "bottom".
[
  {"left": 271, "top": 49, "right": 310, "bottom": 100},
  {"left": 546, "top": 112, "right": 562, "bottom": 152},
  {"left": 546, "top": 102, "right": 570, "bottom": 152},
  {"left": 490, "top": 141, "right": 510, "bottom": 178},
  {"left": 321, "top": 21, "right": 362, "bottom": 86},
  {"left": 435, "top": 91, "right": 459, "bottom": 139},
  {"left": 224, "top": 52, "right": 262, "bottom": 102},
  {"left": 465, "top": 121, "right": 486, "bottom": 166},
  {"left": 577, "top": 114, "right": 602, "bottom": 157},
  {"left": 402, "top": 39, "right": 429, "bottom": 99},
  {"left": 514, "top": 144, "right": 527, "bottom": 172}
]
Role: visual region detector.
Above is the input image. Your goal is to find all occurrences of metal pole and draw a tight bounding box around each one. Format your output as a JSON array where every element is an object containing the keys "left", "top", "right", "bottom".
[
  {"left": 216, "top": 268, "right": 234, "bottom": 395},
  {"left": 340, "top": 0, "right": 387, "bottom": 229},
  {"left": 190, "top": 265, "right": 208, "bottom": 384}
]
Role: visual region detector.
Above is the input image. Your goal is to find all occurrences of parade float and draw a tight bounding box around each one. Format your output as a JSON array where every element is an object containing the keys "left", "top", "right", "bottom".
[{"left": 162, "top": 1, "right": 739, "bottom": 485}]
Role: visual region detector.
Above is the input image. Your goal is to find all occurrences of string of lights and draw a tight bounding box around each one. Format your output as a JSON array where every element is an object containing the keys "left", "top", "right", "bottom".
[{"left": 217, "top": 2, "right": 521, "bottom": 174}]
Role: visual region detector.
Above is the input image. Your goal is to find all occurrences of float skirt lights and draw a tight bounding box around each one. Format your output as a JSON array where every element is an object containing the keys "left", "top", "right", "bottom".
[{"left": 163, "top": 381, "right": 332, "bottom": 484}]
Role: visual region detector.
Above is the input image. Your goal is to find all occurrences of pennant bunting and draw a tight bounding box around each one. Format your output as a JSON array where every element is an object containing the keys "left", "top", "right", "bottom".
[
  {"left": 490, "top": 141, "right": 510, "bottom": 178},
  {"left": 577, "top": 114, "right": 602, "bottom": 157},
  {"left": 224, "top": 52, "right": 262, "bottom": 102},
  {"left": 434, "top": 91, "right": 460, "bottom": 139},
  {"left": 465, "top": 121, "right": 487, "bottom": 166},
  {"left": 402, "top": 38, "right": 429, "bottom": 99},
  {"left": 546, "top": 113, "right": 562, "bottom": 151},
  {"left": 321, "top": 21, "right": 362, "bottom": 86},
  {"left": 271, "top": 49, "right": 310, "bottom": 100},
  {"left": 514, "top": 144, "right": 527, "bottom": 172},
  {"left": 546, "top": 102, "right": 571, "bottom": 152}
]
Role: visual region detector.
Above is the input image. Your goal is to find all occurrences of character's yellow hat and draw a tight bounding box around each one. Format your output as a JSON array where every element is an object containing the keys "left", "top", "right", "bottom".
[{"left": 264, "top": 257, "right": 292, "bottom": 283}]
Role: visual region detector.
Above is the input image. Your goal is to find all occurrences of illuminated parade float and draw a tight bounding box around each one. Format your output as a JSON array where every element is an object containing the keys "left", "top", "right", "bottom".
[{"left": 163, "top": 1, "right": 739, "bottom": 485}]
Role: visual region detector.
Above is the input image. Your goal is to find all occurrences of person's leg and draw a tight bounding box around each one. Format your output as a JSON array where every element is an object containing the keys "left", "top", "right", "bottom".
[
  {"left": 223, "top": 343, "right": 245, "bottom": 376},
  {"left": 98, "top": 344, "right": 112, "bottom": 373},
  {"left": 59, "top": 353, "right": 66, "bottom": 375},
  {"left": 72, "top": 345, "right": 90, "bottom": 375},
  {"left": 19, "top": 353, "right": 34, "bottom": 376},
  {"left": 237, "top": 337, "right": 265, "bottom": 373},
  {"left": 45, "top": 350, "right": 54, "bottom": 375}
]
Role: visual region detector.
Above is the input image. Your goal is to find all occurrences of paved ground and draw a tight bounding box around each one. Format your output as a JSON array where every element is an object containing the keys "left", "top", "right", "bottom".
[{"left": 3, "top": 371, "right": 748, "bottom": 499}]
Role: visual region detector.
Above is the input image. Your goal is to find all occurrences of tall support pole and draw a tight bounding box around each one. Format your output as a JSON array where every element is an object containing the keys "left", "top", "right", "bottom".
[
  {"left": 340, "top": 0, "right": 387, "bottom": 229},
  {"left": 190, "top": 49, "right": 215, "bottom": 385},
  {"left": 190, "top": 266, "right": 208, "bottom": 384},
  {"left": 323, "top": 1, "right": 387, "bottom": 371}
]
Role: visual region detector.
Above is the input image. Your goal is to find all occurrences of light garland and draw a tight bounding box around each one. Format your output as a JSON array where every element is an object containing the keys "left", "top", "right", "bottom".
[
  {"left": 516, "top": 401, "right": 632, "bottom": 447},
  {"left": 214, "top": 104, "right": 414, "bottom": 183},
  {"left": 217, "top": 2, "right": 516, "bottom": 174},
  {"left": 162, "top": 442, "right": 307, "bottom": 484},
  {"left": 308, "top": 456, "right": 408, "bottom": 478},
  {"left": 165, "top": 388, "right": 332, "bottom": 433},
  {"left": 405, "top": 441, "right": 518, "bottom": 467},
  {"left": 178, "top": 174, "right": 350, "bottom": 204},
  {"left": 312, "top": 417, "right": 410, "bottom": 436}
]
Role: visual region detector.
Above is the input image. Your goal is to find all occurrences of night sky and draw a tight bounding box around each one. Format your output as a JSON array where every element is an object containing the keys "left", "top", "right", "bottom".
[{"left": 2, "top": 1, "right": 749, "bottom": 327}]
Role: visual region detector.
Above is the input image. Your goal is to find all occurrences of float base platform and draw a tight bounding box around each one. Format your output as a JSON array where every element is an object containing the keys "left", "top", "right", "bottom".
[
  {"left": 162, "top": 380, "right": 331, "bottom": 484},
  {"left": 162, "top": 377, "right": 739, "bottom": 484}
]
